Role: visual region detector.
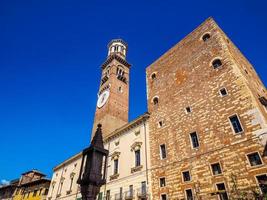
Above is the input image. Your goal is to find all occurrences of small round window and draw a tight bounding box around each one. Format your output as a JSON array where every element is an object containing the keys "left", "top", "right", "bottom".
[
  {"left": 152, "top": 97, "right": 159, "bottom": 105},
  {"left": 212, "top": 59, "right": 222, "bottom": 69},
  {"left": 202, "top": 33, "right": 211, "bottom": 42},
  {"left": 151, "top": 72, "right": 157, "bottom": 80}
]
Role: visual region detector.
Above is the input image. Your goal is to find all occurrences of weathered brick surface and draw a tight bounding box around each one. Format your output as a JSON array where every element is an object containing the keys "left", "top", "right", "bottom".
[
  {"left": 92, "top": 57, "right": 130, "bottom": 139},
  {"left": 146, "top": 18, "right": 267, "bottom": 199}
]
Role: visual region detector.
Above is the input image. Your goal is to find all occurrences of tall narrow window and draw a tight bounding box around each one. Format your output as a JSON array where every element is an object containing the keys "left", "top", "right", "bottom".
[
  {"left": 135, "top": 149, "right": 141, "bottom": 167},
  {"left": 247, "top": 152, "right": 262, "bottom": 166},
  {"left": 141, "top": 181, "right": 146, "bottom": 195},
  {"left": 59, "top": 181, "right": 63, "bottom": 195},
  {"left": 161, "top": 194, "right": 167, "bottom": 200},
  {"left": 39, "top": 189, "right": 42, "bottom": 196},
  {"left": 190, "top": 132, "right": 199, "bottom": 148},
  {"left": 256, "top": 174, "right": 267, "bottom": 195},
  {"left": 129, "top": 185, "right": 133, "bottom": 196},
  {"left": 114, "top": 159, "right": 119, "bottom": 174},
  {"left": 44, "top": 189, "right": 49, "bottom": 195},
  {"left": 69, "top": 176, "right": 74, "bottom": 192},
  {"left": 216, "top": 183, "right": 229, "bottom": 200},
  {"left": 160, "top": 177, "right": 166, "bottom": 187},
  {"left": 120, "top": 187, "right": 123, "bottom": 198},
  {"left": 211, "top": 163, "right": 222, "bottom": 175},
  {"left": 185, "top": 189, "right": 194, "bottom": 200},
  {"left": 33, "top": 190, "right": 37, "bottom": 197},
  {"left": 106, "top": 190, "right": 110, "bottom": 200},
  {"left": 160, "top": 144, "right": 167, "bottom": 159},
  {"left": 229, "top": 114, "right": 243, "bottom": 134},
  {"left": 98, "top": 192, "right": 103, "bottom": 200},
  {"left": 182, "top": 171, "right": 191, "bottom": 182}
]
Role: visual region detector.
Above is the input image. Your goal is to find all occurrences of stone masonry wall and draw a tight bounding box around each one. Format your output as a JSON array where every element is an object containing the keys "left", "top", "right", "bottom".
[{"left": 146, "top": 18, "right": 267, "bottom": 199}]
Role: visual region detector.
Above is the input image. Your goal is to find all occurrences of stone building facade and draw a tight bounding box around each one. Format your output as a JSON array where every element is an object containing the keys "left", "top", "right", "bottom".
[
  {"left": 13, "top": 170, "right": 50, "bottom": 200},
  {"left": 47, "top": 39, "right": 152, "bottom": 200},
  {"left": 0, "top": 179, "right": 19, "bottom": 200},
  {"left": 47, "top": 114, "right": 151, "bottom": 200},
  {"left": 146, "top": 17, "right": 267, "bottom": 199}
]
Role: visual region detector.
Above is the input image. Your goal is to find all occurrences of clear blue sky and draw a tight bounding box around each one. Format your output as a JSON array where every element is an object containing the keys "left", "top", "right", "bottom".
[{"left": 0, "top": 0, "right": 266, "bottom": 181}]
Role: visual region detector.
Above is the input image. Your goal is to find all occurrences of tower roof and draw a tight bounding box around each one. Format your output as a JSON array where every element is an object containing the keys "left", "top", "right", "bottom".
[{"left": 108, "top": 39, "right": 128, "bottom": 48}]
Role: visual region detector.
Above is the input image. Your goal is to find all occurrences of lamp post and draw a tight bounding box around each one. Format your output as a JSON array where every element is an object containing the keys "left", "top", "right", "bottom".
[{"left": 77, "top": 124, "right": 109, "bottom": 200}]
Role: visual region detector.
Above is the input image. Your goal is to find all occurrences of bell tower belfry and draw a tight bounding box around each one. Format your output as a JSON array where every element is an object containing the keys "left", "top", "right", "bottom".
[{"left": 92, "top": 39, "right": 131, "bottom": 139}]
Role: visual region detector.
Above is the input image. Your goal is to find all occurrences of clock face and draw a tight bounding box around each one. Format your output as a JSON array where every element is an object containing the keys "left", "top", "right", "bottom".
[{"left": 97, "top": 90, "right": 110, "bottom": 108}]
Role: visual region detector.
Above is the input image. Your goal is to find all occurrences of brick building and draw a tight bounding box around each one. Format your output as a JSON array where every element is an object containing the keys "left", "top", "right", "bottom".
[{"left": 146, "top": 17, "right": 267, "bottom": 199}]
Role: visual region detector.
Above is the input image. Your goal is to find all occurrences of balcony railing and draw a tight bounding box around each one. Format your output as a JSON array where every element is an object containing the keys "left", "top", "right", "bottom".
[
  {"left": 124, "top": 190, "right": 134, "bottom": 200},
  {"left": 103, "top": 195, "right": 111, "bottom": 200},
  {"left": 114, "top": 193, "right": 123, "bottom": 200},
  {"left": 136, "top": 188, "right": 149, "bottom": 199}
]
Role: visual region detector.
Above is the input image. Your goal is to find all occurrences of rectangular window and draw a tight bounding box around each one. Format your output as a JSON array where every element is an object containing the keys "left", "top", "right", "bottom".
[
  {"left": 98, "top": 192, "right": 103, "bottom": 200},
  {"left": 190, "top": 132, "right": 199, "bottom": 148},
  {"left": 216, "top": 183, "right": 229, "bottom": 200},
  {"left": 186, "top": 107, "right": 192, "bottom": 113},
  {"left": 161, "top": 194, "right": 167, "bottom": 200},
  {"left": 69, "top": 176, "right": 74, "bottom": 191},
  {"left": 256, "top": 174, "right": 267, "bottom": 195},
  {"left": 135, "top": 149, "right": 141, "bottom": 167},
  {"left": 247, "top": 152, "right": 262, "bottom": 166},
  {"left": 185, "top": 189, "right": 194, "bottom": 200},
  {"left": 211, "top": 163, "right": 222, "bottom": 175},
  {"left": 33, "top": 190, "right": 37, "bottom": 197},
  {"left": 159, "top": 177, "right": 166, "bottom": 187},
  {"left": 160, "top": 144, "right": 167, "bottom": 159},
  {"left": 106, "top": 190, "right": 110, "bottom": 200},
  {"left": 219, "top": 88, "right": 228, "bottom": 96},
  {"left": 141, "top": 181, "right": 146, "bottom": 194},
  {"left": 229, "top": 115, "right": 243, "bottom": 133},
  {"left": 259, "top": 96, "right": 267, "bottom": 110},
  {"left": 39, "top": 189, "right": 42, "bottom": 196},
  {"left": 120, "top": 187, "right": 123, "bottom": 198},
  {"left": 44, "top": 189, "right": 49, "bottom": 195},
  {"left": 182, "top": 171, "right": 191, "bottom": 182},
  {"left": 114, "top": 159, "right": 119, "bottom": 174},
  {"left": 129, "top": 185, "right": 133, "bottom": 196}
]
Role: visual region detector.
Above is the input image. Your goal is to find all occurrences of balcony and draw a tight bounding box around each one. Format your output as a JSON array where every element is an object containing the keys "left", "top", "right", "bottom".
[
  {"left": 103, "top": 195, "right": 111, "bottom": 200},
  {"left": 124, "top": 190, "right": 134, "bottom": 200},
  {"left": 109, "top": 173, "right": 119, "bottom": 181},
  {"left": 114, "top": 193, "right": 123, "bottom": 200},
  {"left": 136, "top": 188, "right": 149, "bottom": 199},
  {"left": 131, "top": 165, "right": 143, "bottom": 173}
]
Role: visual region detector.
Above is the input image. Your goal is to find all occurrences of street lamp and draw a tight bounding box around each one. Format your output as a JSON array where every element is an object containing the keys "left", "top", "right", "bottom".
[{"left": 77, "top": 124, "right": 109, "bottom": 200}]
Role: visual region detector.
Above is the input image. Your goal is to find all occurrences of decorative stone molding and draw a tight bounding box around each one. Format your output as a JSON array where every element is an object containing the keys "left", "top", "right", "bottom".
[
  {"left": 131, "top": 142, "right": 142, "bottom": 151},
  {"left": 115, "top": 140, "right": 120, "bottom": 146},
  {"left": 135, "top": 130, "right": 140, "bottom": 136},
  {"left": 131, "top": 165, "right": 143, "bottom": 173},
  {"left": 111, "top": 151, "right": 121, "bottom": 160},
  {"left": 109, "top": 173, "right": 119, "bottom": 181},
  {"left": 70, "top": 172, "right": 75, "bottom": 178},
  {"left": 66, "top": 190, "right": 72, "bottom": 195}
]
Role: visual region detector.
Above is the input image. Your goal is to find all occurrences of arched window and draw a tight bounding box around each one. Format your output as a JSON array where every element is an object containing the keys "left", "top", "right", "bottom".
[
  {"left": 153, "top": 97, "right": 159, "bottom": 105},
  {"left": 202, "top": 33, "right": 211, "bottom": 42},
  {"left": 151, "top": 73, "right": 156, "bottom": 80},
  {"left": 212, "top": 59, "right": 222, "bottom": 69}
]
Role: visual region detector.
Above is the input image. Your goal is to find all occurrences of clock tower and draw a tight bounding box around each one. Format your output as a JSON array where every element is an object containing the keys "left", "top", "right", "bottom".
[{"left": 92, "top": 39, "right": 131, "bottom": 139}]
